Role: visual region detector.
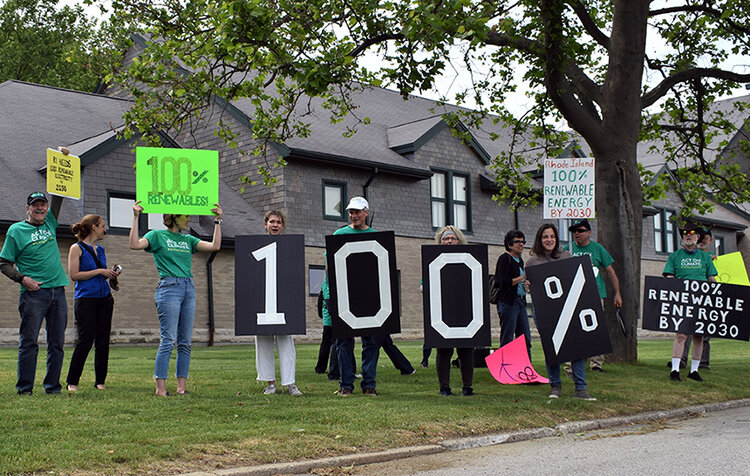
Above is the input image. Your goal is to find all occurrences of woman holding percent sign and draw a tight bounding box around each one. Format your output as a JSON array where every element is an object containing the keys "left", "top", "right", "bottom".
[
  {"left": 526, "top": 224, "right": 596, "bottom": 401},
  {"left": 129, "top": 200, "right": 223, "bottom": 397}
]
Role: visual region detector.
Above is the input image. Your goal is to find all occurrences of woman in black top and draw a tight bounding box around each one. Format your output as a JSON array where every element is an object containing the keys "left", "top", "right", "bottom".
[{"left": 494, "top": 229, "right": 531, "bottom": 360}]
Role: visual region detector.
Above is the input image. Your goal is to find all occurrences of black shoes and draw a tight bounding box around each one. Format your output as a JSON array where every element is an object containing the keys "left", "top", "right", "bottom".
[
  {"left": 670, "top": 370, "right": 681, "bottom": 381},
  {"left": 687, "top": 371, "right": 703, "bottom": 382}
]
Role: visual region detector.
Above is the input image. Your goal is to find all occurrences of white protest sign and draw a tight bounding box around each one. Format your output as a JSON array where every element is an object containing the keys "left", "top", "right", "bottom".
[{"left": 543, "top": 157, "right": 595, "bottom": 219}]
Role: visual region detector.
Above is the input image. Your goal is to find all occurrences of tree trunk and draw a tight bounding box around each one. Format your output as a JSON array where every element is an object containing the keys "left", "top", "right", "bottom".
[
  {"left": 577, "top": 0, "right": 648, "bottom": 362},
  {"left": 592, "top": 143, "right": 642, "bottom": 362}
]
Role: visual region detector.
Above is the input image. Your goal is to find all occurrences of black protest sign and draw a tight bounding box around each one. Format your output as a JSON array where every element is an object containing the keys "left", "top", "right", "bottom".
[
  {"left": 642, "top": 276, "right": 749, "bottom": 340},
  {"left": 326, "top": 231, "right": 400, "bottom": 338},
  {"left": 526, "top": 256, "right": 612, "bottom": 365},
  {"left": 235, "top": 235, "right": 306, "bottom": 336},
  {"left": 421, "top": 244, "right": 491, "bottom": 349}
]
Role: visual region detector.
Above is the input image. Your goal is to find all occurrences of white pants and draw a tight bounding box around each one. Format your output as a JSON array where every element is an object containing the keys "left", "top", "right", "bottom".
[{"left": 255, "top": 335, "right": 296, "bottom": 386}]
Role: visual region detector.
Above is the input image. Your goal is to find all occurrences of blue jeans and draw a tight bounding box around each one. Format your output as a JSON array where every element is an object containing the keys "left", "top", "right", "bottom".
[
  {"left": 497, "top": 296, "right": 531, "bottom": 359},
  {"left": 17, "top": 287, "right": 68, "bottom": 394},
  {"left": 337, "top": 336, "right": 380, "bottom": 391},
  {"left": 546, "top": 359, "right": 586, "bottom": 390},
  {"left": 154, "top": 277, "right": 195, "bottom": 379}
]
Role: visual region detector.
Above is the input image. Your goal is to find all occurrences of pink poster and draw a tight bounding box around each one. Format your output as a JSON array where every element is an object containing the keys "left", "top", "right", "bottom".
[{"left": 485, "top": 336, "right": 549, "bottom": 384}]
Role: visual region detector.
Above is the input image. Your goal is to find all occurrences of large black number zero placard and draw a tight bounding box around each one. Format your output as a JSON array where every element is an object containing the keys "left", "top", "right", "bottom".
[
  {"left": 326, "top": 231, "right": 400, "bottom": 338},
  {"left": 421, "top": 244, "right": 491, "bottom": 348},
  {"left": 235, "top": 235, "right": 306, "bottom": 335},
  {"left": 526, "top": 256, "right": 612, "bottom": 365}
]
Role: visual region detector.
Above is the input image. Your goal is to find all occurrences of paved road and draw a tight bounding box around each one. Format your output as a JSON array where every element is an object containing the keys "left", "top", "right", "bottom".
[{"left": 350, "top": 406, "right": 750, "bottom": 475}]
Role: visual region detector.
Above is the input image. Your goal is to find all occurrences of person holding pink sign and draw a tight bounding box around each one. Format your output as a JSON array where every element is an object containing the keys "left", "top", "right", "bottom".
[{"left": 129, "top": 201, "right": 223, "bottom": 397}]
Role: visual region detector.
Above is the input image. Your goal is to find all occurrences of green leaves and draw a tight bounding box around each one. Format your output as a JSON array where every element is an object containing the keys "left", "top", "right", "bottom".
[{"left": 0, "top": 0, "right": 127, "bottom": 91}]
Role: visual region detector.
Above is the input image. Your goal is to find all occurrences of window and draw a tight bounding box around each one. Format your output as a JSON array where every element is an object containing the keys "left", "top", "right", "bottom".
[
  {"left": 108, "top": 192, "right": 165, "bottom": 233},
  {"left": 148, "top": 214, "right": 167, "bottom": 230},
  {"left": 715, "top": 236, "right": 724, "bottom": 256},
  {"left": 430, "top": 170, "right": 471, "bottom": 231},
  {"left": 109, "top": 195, "right": 134, "bottom": 229},
  {"left": 308, "top": 265, "right": 326, "bottom": 296},
  {"left": 654, "top": 209, "right": 677, "bottom": 253},
  {"left": 558, "top": 219, "right": 572, "bottom": 244},
  {"left": 323, "top": 180, "right": 346, "bottom": 220}
]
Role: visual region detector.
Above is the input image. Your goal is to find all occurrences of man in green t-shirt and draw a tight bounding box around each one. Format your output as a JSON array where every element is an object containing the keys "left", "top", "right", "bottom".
[
  {"left": 0, "top": 189, "right": 69, "bottom": 395},
  {"left": 663, "top": 224, "right": 718, "bottom": 382},
  {"left": 565, "top": 219, "right": 622, "bottom": 372},
  {"left": 330, "top": 196, "right": 382, "bottom": 397}
]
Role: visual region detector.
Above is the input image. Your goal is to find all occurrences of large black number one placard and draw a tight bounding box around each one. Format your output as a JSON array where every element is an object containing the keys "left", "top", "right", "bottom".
[{"left": 235, "top": 235, "right": 306, "bottom": 336}]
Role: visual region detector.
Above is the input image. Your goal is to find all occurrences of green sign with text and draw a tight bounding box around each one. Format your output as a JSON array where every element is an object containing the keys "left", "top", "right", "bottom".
[{"left": 136, "top": 147, "right": 219, "bottom": 215}]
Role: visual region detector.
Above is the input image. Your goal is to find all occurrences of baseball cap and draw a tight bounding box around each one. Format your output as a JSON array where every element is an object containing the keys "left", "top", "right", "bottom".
[
  {"left": 681, "top": 224, "right": 704, "bottom": 238},
  {"left": 26, "top": 192, "right": 48, "bottom": 205},
  {"left": 568, "top": 219, "right": 591, "bottom": 232},
  {"left": 345, "top": 196, "right": 369, "bottom": 210}
]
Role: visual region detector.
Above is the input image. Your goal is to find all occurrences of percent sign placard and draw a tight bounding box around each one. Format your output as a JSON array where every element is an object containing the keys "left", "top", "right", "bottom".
[
  {"left": 136, "top": 147, "right": 219, "bottom": 215},
  {"left": 526, "top": 256, "right": 612, "bottom": 365},
  {"left": 543, "top": 157, "right": 595, "bottom": 219}
]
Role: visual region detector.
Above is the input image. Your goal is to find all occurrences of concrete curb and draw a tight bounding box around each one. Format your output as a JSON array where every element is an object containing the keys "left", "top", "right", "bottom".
[{"left": 183, "top": 398, "right": 750, "bottom": 475}]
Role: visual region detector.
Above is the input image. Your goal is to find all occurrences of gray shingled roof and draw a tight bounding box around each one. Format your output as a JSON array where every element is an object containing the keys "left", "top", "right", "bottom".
[
  {"left": 128, "top": 33, "right": 550, "bottom": 177},
  {"left": 0, "top": 80, "right": 264, "bottom": 237},
  {"left": 0, "top": 80, "right": 133, "bottom": 224},
  {"left": 638, "top": 94, "right": 750, "bottom": 171},
  {"left": 229, "top": 81, "right": 539, "bottom": 176}
]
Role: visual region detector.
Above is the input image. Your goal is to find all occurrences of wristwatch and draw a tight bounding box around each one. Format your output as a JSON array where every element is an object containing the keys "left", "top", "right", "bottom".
[{"left": 214, "top": 219, "right": 223, "bottom": 225}]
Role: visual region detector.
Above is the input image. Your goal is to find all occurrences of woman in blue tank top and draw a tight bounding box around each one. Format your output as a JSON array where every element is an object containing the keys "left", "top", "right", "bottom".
[{"left": 65, "top": 214, "right": 121, "bottom": 391}]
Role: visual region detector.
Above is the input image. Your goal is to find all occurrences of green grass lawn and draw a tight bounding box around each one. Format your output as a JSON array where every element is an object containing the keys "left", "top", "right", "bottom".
[{"left": 1, "top": 339, "right": 749, "bottom": 475}]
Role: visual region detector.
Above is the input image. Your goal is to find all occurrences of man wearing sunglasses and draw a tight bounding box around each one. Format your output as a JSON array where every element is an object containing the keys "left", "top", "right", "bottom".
[
  {"left": 663, "top": 224, "right": 717, "bottom": 382},
  {"left": 565, "top": 219, "right": 622, "bottom": 372}
]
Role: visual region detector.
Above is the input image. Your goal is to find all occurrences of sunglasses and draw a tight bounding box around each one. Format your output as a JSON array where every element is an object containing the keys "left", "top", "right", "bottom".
[
  {"left": 573, "top": 228, "right": 589, "bottom": 233},
  {"left": 682, "top": 230, "right": 698, "bottom": 235}
]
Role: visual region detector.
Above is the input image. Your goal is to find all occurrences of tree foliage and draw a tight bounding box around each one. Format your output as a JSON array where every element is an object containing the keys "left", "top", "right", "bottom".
[
  {"left": 0, "top": 0, "right": 127, "bottom": 92},
  {"left": 111, "top": 0, "right": 750, "bottom": 209},
  {"left": 110, "top": 0, "right": 750, "bottom": 360}
]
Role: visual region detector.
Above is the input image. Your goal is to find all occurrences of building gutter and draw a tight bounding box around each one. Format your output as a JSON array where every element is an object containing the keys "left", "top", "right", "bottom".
[{"left": 206, "top": 251, "right": 218, "bottom": 346}]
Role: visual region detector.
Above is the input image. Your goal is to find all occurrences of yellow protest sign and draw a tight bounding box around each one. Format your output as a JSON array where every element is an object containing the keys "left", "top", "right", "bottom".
[
  {"left": 46, "top": 149, "right": 81, "bottom": 200},
  {"left": 714, "top": 252, "right": 750, "bottom": 286}
]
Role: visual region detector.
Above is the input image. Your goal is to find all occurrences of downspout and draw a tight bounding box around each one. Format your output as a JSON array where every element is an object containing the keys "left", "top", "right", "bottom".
[
  {"left": 363, "top": 167, "right": 378, "bottom": 227},
  {"left": 206, "top": 251, "right": 217, "bottom": 346}
]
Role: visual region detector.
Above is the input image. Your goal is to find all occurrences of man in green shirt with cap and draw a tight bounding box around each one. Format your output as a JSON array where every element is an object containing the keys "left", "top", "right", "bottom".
[
  {"left": 565, "top": 219, "right": 622, "bottom": 372},
  {"left": 1, "top": 188, "right": 69, "bottom": 395},
  {"left": 664, "top": 224, "right": 717, "bottom": 382}
]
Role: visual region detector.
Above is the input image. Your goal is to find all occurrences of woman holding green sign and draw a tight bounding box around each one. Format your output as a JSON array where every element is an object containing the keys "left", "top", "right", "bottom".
[{"left": 129, "top": 200, "right": 223, "bottom": 397}]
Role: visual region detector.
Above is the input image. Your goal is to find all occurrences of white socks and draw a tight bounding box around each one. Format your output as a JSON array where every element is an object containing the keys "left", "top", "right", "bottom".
[
  {"left": 672, "top": 358, "right": 681, "bottom": 372},
  {"left": 691, "top": 359, "right": 700, "bottom": 373}
]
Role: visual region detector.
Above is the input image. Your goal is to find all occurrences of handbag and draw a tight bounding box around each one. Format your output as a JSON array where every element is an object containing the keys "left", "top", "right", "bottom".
[{"left": 488, "top": 274, "right": 500, "bottom": 304}]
